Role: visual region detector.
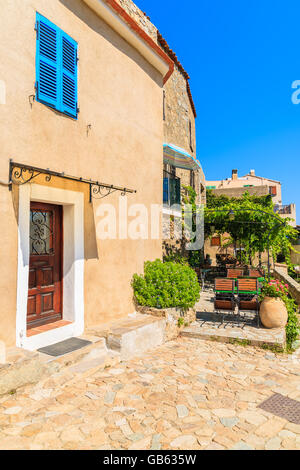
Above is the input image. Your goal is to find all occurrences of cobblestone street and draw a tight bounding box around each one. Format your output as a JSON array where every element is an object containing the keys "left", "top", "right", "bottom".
[{"left": 0, "top": 337, "right": 300, "bottom": 450}]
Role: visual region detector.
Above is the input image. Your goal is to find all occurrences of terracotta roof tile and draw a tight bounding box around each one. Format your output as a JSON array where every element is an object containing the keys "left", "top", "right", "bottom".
[{"left": 157, "top": 32, "right": 197, "bottom": 118}]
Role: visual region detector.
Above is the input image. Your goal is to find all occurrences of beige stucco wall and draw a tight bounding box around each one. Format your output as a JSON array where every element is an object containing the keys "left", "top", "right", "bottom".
[
  {"left": 277, "top": 204, "right": 297, "bottom": 228},
  {"left": 0, "top": 0, "right": 164, "bottom": 347},
  {"left": 207, "top": 173, "right": 282, "bottom": 206}
]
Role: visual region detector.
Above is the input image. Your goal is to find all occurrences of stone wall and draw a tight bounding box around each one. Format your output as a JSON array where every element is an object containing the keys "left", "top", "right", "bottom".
[
  {"left": 274, "top": 266, "right": 300, "bottom": 307},
  {"left": 115, "top": 0, "right": 206, "bottom": 250},
  {"left": 163, "top": 66, "right": 205, "bottom": 205},
  {"left": 164, "top": 68, "right": 196, "bottom": 155},
  {"left": 115, "top": 0, "right": 158, "bottom": 41},
  {"left": 136, "top": 306, "right": 196, "bottom": 342}
]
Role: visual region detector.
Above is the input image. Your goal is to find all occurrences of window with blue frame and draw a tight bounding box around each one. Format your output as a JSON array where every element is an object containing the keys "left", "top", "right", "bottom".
[{"left": 35, "top": 13, "right": 78, "bottom": 119}]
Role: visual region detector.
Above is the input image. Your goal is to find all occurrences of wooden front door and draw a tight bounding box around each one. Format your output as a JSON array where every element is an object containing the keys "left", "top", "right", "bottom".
[{"left": 27, "top": 202, "right": 63, "bottom": 329}]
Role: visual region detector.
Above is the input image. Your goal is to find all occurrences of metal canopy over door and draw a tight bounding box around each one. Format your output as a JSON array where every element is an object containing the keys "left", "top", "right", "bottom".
[{"left": 27, "top": 202, "right": 63, "bottom": 329}]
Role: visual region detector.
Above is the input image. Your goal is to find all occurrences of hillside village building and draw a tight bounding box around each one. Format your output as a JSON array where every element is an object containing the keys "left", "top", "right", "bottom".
[
  {"left": 0, "top": 0, "right": 203, "bottom": 354},
  {"left": 206, "top": 169, "right": 296, "bottom": 227}
]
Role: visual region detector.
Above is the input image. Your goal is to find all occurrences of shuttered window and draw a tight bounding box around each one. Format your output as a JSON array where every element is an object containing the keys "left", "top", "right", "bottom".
[{"left": 36, "top": 13, "right": 78, "bottom": 119}]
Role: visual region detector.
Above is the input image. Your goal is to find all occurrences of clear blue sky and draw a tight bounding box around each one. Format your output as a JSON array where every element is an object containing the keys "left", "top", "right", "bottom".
[{"left": 136, "top": 0, "right": 300, "bottom": 223}]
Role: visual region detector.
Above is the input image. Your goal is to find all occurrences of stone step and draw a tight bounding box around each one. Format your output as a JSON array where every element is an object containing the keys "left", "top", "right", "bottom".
[
  {"left": 0, "top": 313, "right": 168, "bottom": 396},
  {"left": 0, "top": 335, "right": 119, "bottom": 397},
  {"left": 181, "top": 322, "right": 286, "bottom": 351},
  {"left": 88, "top": 314, "right": 166, "bottom": 360}
]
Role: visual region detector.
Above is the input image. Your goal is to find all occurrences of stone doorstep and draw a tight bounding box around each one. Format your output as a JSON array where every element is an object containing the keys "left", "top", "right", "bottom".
[
  {"left": 87, "top": 314, "right": 167, "bottom": 361},
  {"left": 0, "top": 314, "right": 167, "bottom": 397},
  {"left": 0, "top": 335, "right": 120, "bottom": 397},
  {"left": 181, "top": 324, "right": 286, "bottom": 350}
]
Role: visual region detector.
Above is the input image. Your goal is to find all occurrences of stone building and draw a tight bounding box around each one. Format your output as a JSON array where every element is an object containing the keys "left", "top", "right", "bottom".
[
  {"left": 160, "top": 34, "right": 206, "bottom": 255},
  {"left": 0, "top": 0, "right": 174, "bottom": 352},
  {"left": 115, "top": 0, "right": 206, "bottom": 256},
  {"left": 207, "top": 169, "right": 296, "bottom": 227}
]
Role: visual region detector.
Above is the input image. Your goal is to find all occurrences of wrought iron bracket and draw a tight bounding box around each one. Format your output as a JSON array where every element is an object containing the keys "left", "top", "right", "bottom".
[{"left": 9, "top": 160, "right": 137, "bottom": 202}]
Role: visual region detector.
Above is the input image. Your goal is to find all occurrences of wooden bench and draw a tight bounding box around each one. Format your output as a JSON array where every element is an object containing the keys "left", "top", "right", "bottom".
[{"left": 227, "top": 268, "right": 244, "bottom": 279}]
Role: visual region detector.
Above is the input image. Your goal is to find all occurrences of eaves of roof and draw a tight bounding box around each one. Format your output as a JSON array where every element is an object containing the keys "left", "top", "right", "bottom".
[
  {"left": 83, "top": 0, "right": 174, "bottom": 84},
  {"left": 157, "top": 32, "right": 197, "bottom": 118}
]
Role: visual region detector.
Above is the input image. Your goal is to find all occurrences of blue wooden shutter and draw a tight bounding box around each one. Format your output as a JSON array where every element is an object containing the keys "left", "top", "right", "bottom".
[
  {"left": 36, "top": 13, "right": 78, "bottom": 119},
  {"left": 61, "top": 32, "right": 78, "bottom": 118},
  {"left": 36, "top": 14, "right": 59, "bottom": 110}
]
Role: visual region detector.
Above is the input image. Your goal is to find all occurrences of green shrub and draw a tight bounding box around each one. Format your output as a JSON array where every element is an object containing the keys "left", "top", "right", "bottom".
[
  {"left": 189, "top": 250, "right": 204, "bottom": 268},
  {"left": 163, "top": 253, "right": 189, "bottom": 265},
  {"left": 132, "top": 259, "right": 201, "bottom": 311},
  {"left": 260, "top": 279, "right": 300, "bottom": 351},
  {"left": 259, "top": 279, "right": 289, "bottom": 301},
  {"left": 285, "top": 297, "right": 300, "bottom": 351}
]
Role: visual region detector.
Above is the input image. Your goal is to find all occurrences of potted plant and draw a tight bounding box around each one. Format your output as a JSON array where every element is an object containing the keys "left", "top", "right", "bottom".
[{"left": 259, "top": 279, "right": 289, "bottom": 329}]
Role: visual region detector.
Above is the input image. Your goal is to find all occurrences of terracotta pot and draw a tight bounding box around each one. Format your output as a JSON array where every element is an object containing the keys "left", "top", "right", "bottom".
[{"left": 259, "top": 296, "right": 288, "bottom": 329}]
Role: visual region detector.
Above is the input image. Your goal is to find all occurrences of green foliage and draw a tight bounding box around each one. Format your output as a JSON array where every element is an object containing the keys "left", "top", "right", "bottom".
[
  {"left": 285, "top": 296, "right": 300, "bottom": 351},
  {"left": 164, "top": 248, "right": 204, "bottom": 269},
  {"left": 177, "top": 317, "right": 185, "bottom": 327},
  {"left": 260, "top": 279, "right": 300, "bottom": 351},
  {"left": 182, "top": 185, "right": 197, "bottom": 211},
  {"left": 206, "top": 190, "right": 273, "bottom": 209},
  {"left": 205, "top": 191, "right": 298, "bottom": 267},
  {"left": 188, "top": 250, "right": 203, "bottom": 268},
  {"left": 163, "top": 253, "right": 189, "bottom": 265},
  {"left": 132, "top": 259, "right": 201, "bottom": 311},
  {"left": 261, "top": 343, "right": 285, "bottom": 354},
  {"left": 260, "top": 279, "right": 289, "bottom": 300}
]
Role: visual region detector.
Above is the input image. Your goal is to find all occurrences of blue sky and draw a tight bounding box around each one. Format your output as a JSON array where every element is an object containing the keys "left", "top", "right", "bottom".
[{"left": 136, "top": 0, "right": 300, "bottom": 222}]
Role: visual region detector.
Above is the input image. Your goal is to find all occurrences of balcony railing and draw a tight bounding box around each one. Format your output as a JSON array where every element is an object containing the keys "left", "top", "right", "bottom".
[{"left": 163, "top": 170, "right": 181, "bottom": 207}]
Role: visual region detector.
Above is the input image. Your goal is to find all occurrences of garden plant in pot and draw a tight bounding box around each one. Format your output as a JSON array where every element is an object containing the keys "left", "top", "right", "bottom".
[{"left": 259, "top": 279, "right": 289, "bottom": 329}]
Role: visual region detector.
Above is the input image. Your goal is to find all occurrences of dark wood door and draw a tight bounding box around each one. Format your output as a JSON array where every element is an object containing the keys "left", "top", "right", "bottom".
[{"left": 27, "top": 202, "right": 63, "bottom": 329}]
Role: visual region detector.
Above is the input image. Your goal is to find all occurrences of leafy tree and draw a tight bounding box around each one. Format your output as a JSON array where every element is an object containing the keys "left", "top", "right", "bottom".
[{"left": 205, "top": 191, "right": 298, "bottom": 268}]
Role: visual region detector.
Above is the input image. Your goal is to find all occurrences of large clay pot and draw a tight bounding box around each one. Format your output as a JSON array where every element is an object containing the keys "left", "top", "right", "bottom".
[{"left": 260, "top": 296, "right": 288, "bottom": 329}]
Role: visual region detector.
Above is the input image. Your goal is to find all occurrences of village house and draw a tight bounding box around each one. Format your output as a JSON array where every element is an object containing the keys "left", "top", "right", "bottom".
[
  {"left": 207, "top": 169, "right": 296, "bottom": 227},
  {"left": 160, "top": 32, "right": 206, "bottom": 255},
  {"left": 114, "top": 0, "right": 206, "bottom": 256},
  {"left": 0, "top": 0, "right": 179, "bottom": 353}
]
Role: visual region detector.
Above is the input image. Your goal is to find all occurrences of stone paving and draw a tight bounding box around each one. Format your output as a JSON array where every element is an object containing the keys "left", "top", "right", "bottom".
[
  {"left": 0, "top": 337, "right": 300, "bottom": 450},
  {"left": 183, "top": 291, "right": 286, "bottom": 349}
]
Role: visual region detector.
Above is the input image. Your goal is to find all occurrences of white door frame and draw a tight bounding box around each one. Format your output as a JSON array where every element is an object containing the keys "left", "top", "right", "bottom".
[{"left": 16, "top": 184, "right": 85, "bottom": 351}]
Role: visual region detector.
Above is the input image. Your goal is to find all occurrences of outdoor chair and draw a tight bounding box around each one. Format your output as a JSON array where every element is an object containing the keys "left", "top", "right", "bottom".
[
  {"left": 214, "top": 279, "right": 236, "bottom": 324},
  {"left": 227, "top": 268, "right": 244, "bottom": 279},
  {"left": 249, "top": 268, "right": 264, "bottom": 278},
  {"left": 237, "top": 279, "right": 260, "bottom": 327}
]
